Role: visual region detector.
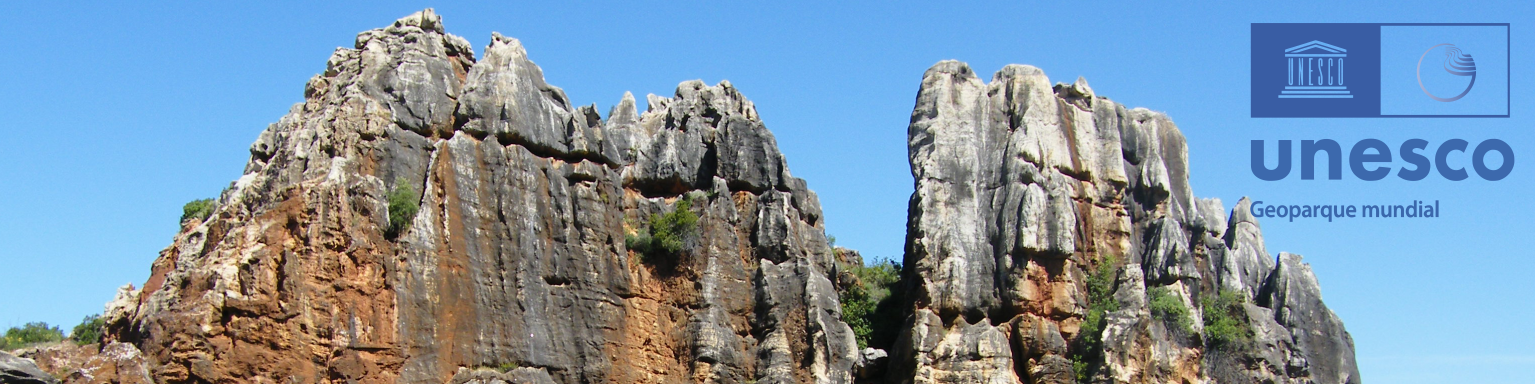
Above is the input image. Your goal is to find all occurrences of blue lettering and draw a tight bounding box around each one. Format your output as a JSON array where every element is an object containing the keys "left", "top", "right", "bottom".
[
  {"left": 1250, "top": 138, "right": 1512, "bottom": 181},
  {"left": 1251, "top": 140, "right": 1292, "bottom": 181},
  {"left": 1349, "top": 139, "right": 1392, "bottom": 181},
  {"left": 1301, "top": 139, "right": 1343, "bottom": 180},
  {"left": 1473, "top": 139, "right": 1515, "bottom": 181},
  {"left": 1398, "top": 139, "right": 1431, "bottom": 181},
  {"left": 1436, "top": 139, "right": 1469, "bottom": 181}
]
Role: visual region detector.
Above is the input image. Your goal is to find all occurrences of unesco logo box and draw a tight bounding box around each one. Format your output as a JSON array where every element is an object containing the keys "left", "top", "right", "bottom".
[{"left": 1252, "top": 23, "right": 1508, "bottom": 118}]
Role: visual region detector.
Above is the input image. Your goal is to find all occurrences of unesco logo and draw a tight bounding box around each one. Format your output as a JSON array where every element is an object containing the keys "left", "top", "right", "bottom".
[
  {"left": 1281, "top": 40, "right": 1352, "bottom": 99},
  {"left": 1251, "top": 23, "right": 1507, "bottom": 118},
  {"left": 1416, "top": 44, "right": 1476, "bottom": 102}
]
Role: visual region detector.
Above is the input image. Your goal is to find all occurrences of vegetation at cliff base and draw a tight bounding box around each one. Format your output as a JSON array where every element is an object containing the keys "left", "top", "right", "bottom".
[
  {"left": 1202, "top": 289, "right": 1254, "bottom": 350},
  {"left": 626, "top": 196, "right": 701, "bottom": 262},
  {"left": 1, "top": 322, "right": 64, "bottom": 350},
  {"left": 387, "top": 178, "right": 421, "bottom": 239},
  {"left": 181, "top": 198, "right": 217, "bottom": 222},
  {"left": 1148, "top": 286, "right": 1193, "bottom": 334},
  {"left": 838, "top": 256, "right": 903, "bottom": 349},
  {"left": 1072, "top": 255, "right": 1120, "bottom": 382},
  {"left": 71, "top": 314, "right": 104, "bottom": 345}
]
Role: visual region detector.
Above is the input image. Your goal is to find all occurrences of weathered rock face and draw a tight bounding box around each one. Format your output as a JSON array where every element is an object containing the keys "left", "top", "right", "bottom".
[
  {"left": 888, "top": 62, "right": 1359, "bottom": 384},
  {"left": 83, "top": 9, "right": 1358, "bottom": 384},
  {"left": 100, "top": 9, "right": 856, "bottom": 384},
  {"left": 17, "top": 343, "right": 151, "bottom": 384},
  {"left": 2, "top": 350, "right": 59, "bottom": 384}
]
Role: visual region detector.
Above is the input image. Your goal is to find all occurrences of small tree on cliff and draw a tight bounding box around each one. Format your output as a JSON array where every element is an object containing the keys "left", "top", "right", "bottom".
[
  {"left": 181, "top": 198, "right": 216, "bottom": 223},
  {"left": 386, "top": 178, "right": 421, "bottom": 239},
  {"left": 626, "top": 195, "right": 700, "bottom": 263}
]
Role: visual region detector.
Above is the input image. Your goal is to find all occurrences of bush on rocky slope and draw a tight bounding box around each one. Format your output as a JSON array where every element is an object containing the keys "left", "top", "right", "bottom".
[
  {"left": 1202, "top": 289, "right": 1254, "bottom": 350},
  {"left": 626, "top": 196, "right": 701, "bottom": 263},
  {"left": 838, "top": 257, "right": 902, "bottom": 349},
  {"left": 69, "top": 315, "right": 103, "bottom": 345},
  {"left": 1072, "top": 255, "right": 1121, "bottom": 382},
  {"left": 1, "top": 322, "right": 63, "bottom": 350},
  {"left": 1149, "top": 287, "right": 1193, "bottom": 335},
  {"left": 180, "top": 198, "right": 216, "bottom": 223}
]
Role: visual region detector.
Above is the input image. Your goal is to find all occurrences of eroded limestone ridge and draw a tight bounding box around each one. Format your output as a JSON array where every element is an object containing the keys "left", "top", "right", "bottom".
[
  {"left": 39, "top": 8, "right": 1361, "bottom": 384},
  {"left": 94, "top": 9, "right": 861, "bottom": 384},
  {"left": 889, "top": 62, "right": 1359, "bottom": 384}
]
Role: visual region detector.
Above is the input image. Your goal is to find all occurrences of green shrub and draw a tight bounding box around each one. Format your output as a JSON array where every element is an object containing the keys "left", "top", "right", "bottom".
[
  {"left": 1202, "top": 289, "right": 1254, "bottom": 349},
  {"left": 1148, "top": 287, "right": 1192, "bottom": 334},
  {"left": 496, "top": 361, "right": 519, "bottom": 372},
  {"left": 840, "top": 282, "right": 874, "bottom": 349},
  {"left": 839, "top": 258, "right": 901, "bottom": 349},
  {"left": 626, "top": 196, "right": 700, "bottom": 262},
  {"left": 386, "top": 178, "right": 421, "bottom": 239},
  {"left": 70, "top": 315, "right": 104, "bottom": 345},
  {"left": 1072, "top": 255, "right": 1120, "bottom": 382},
  {"left": 1, "top": 322, "right": 64, "bottom": 350},
  {"left": 181, "top": 198, "right": 216, "bottom": 222},
  {"left": 624, "top": 232, "right": 652, "bottom": 255}
]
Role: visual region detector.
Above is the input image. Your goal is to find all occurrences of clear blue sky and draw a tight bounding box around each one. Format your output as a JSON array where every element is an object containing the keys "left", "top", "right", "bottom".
[{"left": 1, "top": 2, "right": 1529, "bottom": 382}]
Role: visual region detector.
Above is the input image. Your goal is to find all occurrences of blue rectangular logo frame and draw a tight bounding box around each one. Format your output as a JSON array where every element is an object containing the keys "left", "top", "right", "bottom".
[{"left": 1251, "top": 23, "right": 1509, "bottom": 118}]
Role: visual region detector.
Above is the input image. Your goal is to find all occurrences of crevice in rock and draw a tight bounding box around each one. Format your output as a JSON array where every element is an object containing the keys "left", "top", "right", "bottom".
[
  {"left": 566, "top": 172, "right": 597, "bottom": 185},
  {"left": 696, "top": 141, "right": 719, "bottom": 191},
  {"left": 626, "top": 178, "right": 695, "bottom": 199},
  {"left": 542, "top": 275, "right": 571, "bottom": 287},
  {"left": 726, "top": 180, "right": 769, "bottom": 194}
]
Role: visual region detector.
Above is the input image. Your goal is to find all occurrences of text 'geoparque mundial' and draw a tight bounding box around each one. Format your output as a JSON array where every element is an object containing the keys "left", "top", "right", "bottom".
[
  {"left": 1251, "top": 200, "right": 1441, "bottom": 222},
  {"left": 1251, "top": 138, "right": 1514, "bottom": 181}
]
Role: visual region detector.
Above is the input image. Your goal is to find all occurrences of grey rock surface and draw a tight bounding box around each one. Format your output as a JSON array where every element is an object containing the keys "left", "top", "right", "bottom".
[
  {"left": 1258, "top": 253, "right": 1361, "bottom": 384},
  {"left": 0, "top": 351, "right": 57, "bottom": 384},
  {"left": 892, "top": 60, "right": 1359, "bottom": 384},
  {"left": 1219, "top": 197, "right": 1276, "bottom": 299}
]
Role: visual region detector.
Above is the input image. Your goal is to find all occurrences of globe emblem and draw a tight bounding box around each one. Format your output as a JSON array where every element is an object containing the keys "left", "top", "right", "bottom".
[{"left": 1416, "top": 44, "right": 1477, "bottom": 102}]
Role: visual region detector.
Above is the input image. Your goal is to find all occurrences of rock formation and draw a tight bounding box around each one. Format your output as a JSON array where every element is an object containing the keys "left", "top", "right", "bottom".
[
  {"left": 54, "top": 9, "right": 1356, "bottom": 384},
  {"left": 15, "top": 342, "right": 151, "bottom": 384},
  {"left": 887, "top": 62, "right": 1359, "bottom": 384},
  {"left": 2, "top": 350, "right": 60, "bottom": 384},
  {"left": 98, "top": 9, "right": 856, "bottom": 384}
]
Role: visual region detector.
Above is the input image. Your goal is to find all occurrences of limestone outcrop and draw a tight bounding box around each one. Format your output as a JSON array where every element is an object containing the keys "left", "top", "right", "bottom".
[
  {"left": 887, "top": 62, "right": 1359, "bottom": 384},
  {"left": 72, "top": 9, "right": 1357, "bottom": 384},
  {"left": 99, "top": 9, "right": 854, "bottom": 384}
]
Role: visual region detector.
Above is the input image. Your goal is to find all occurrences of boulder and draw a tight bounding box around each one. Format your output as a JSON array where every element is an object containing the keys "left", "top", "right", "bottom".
[{"left": 0, "top": 351, "right": 56, "bottom": 384}]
